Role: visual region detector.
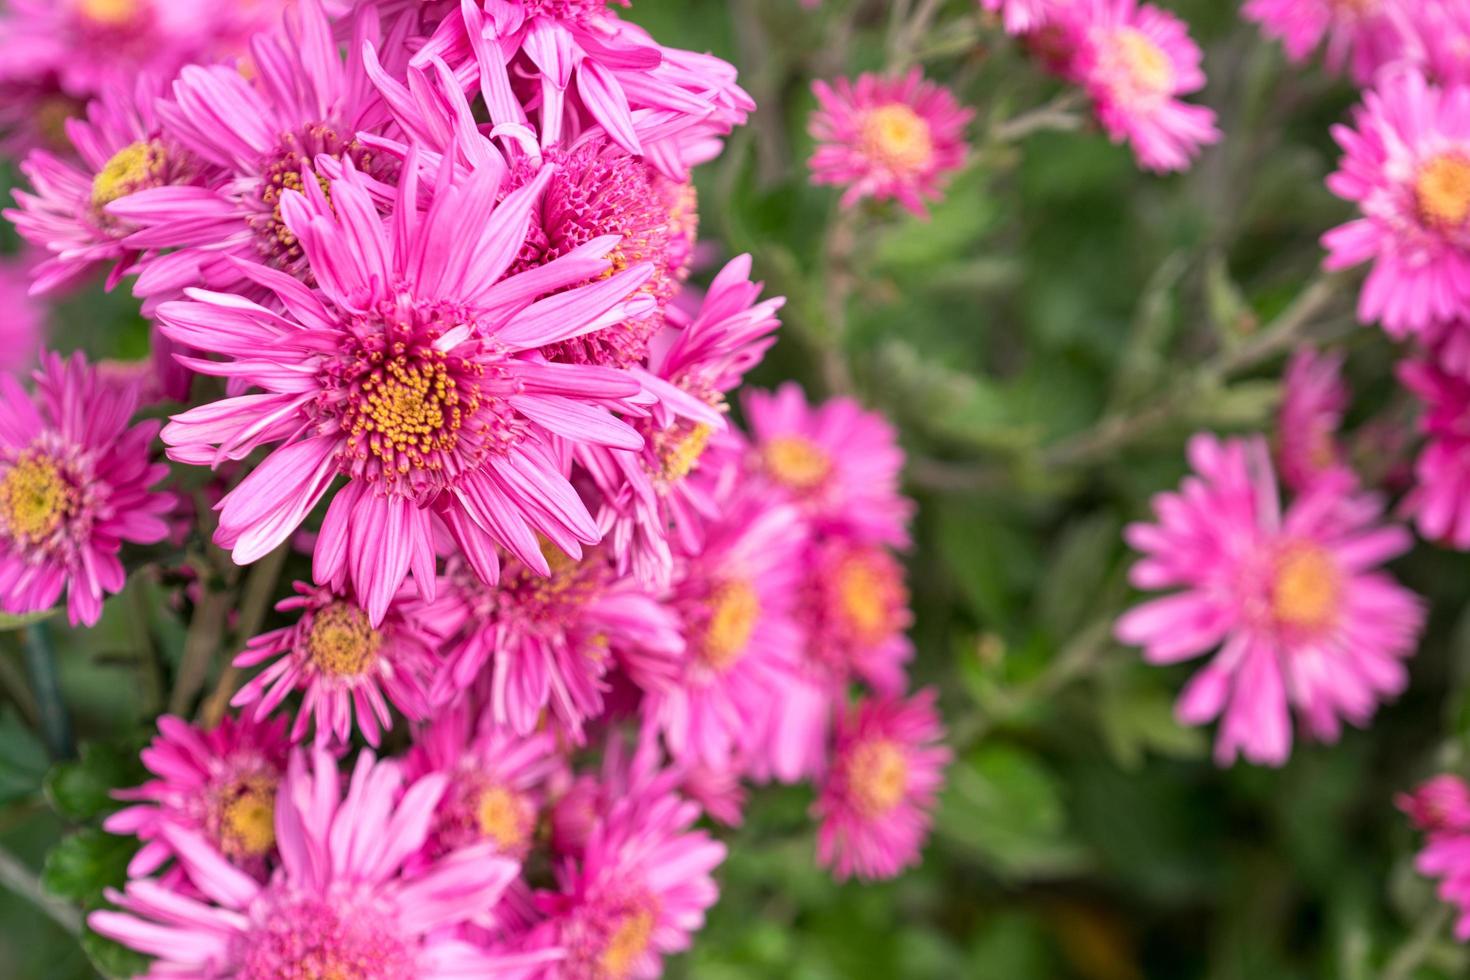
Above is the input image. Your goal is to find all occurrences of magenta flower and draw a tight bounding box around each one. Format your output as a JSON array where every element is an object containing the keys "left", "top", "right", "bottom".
[
  {"left": 1242, "top": 0, "right": 1401, "bottom": 83},
  {"left": 1323, "top": 70, "right": 1470, "bottom": 336},
  {"left": 1400, "top": 774, "right": 1470, "bottom": 836},
  {"left": 1401, "top": 774, "right": 1470, "bottom": 940},
  {"left": 981, "top": 0, "right": 1063, "bottom": 35},
  {"left": 431, "top": 546, "right": 683, "bottom": 743},
  {"left": 1399, "top": 355, "right": 1470, "bottom": 547},
  {"left": 803, "top": 538, "right": 914, "bottom": 696},
  {"left": 745, "top": 383, "right": 913, "bottom": 548},
  {"left": 1277, "top": 347, "right": 1353, "bottom": 493},
  {"left": 1116, "top": 434, "right": 1425, "bottom": 766},
  {"left": 1393, "top": 0, "right": 1470, "bottom": 86},
  {"left": 814, "top": 690, "right": 949, "bottom": 882},
  {"left": 808, "top": 70, "right": 973, "bottom": 216},
  {"left": 104, "top": 714, "right": 289, "bottom": 882},
  {"left": 1065, "top": 0, "right": 1221, "bottom": 173},
  {"left": 92, "top": 748, "right": 561, "bottom": 977},
  {"left": 232, "top": 581, "right": 443, "bottom": 748},
  {"left": 156, "top": 157, "right": 655, "bottom": 623},
  {"left": 0, "top": 352, "right": 174, "bottom": 626}
]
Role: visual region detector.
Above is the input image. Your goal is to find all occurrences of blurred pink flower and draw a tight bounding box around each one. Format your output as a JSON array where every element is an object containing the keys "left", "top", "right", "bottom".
[
  {"left": 814, "top": 689, "right": 949, "bottom": 882},
  {"left": 1402, "top": 774, "right": 1470, "bottom": 940},
  {"left": 808, "top": 70, "right": 973, "bottom": 216},
  {"left": 0, "top": 254, "right": 46, "bottom": 373},
  {"left": 0, "top": 351, "right": 174, "bottom": 626},
  {"left": 1400, "top": 774, "right": 1470, "bottom": 835},
  {"left": 1277, "top": 347, "right": 1353, "bottom": 493},
  {"left": 1116, "top": 433, "right": 1424, "bottom": 766},
  {"left": 1399, "top": 355, "right": 1470, "bottom": 547},
  {"left": 1242, "top": 0, "right": 1401, "bottom": 83},
  {"left": 1391, "top": 0, "right": 1470, "bottom": 86},
  {"left": 981, "top": 0, "right": 1065, "bottom": 35}
]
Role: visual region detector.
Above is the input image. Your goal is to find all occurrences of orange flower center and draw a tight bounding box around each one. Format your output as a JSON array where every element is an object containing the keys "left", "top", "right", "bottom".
[
  {"left": 846, "top": 738, "right": 908, "bottom": 817},
  {"left": 77, "top": 0, "right": 141, "bottom": 26},
  {"left": 859, "top": 103, "right": 935, "bottom": 174},
  {"left": 1416, "top": 154, "right": 1470, "bottom": 229},
  {"left": 834, "top": 551, "right": 902, "bottom": 645},
  {"left": 306, "top": 603, "right": 382, "bottom": 677},
  {"left": 0, "top": 452, "right": 73, "bottom": 543},
  {"left": 1270, "top": 542, "right": 1341, "bottom": 632},
  {"left": 600, "top": 908, "right": 656, "bottom": 979},
  {"left": 699, "top": 580, "right": 760, "bottom": 671},
  {"left": 762, "top": 435, "right": 832, "bottom": 493},
  {"left": 475, "top": 785, "right": 533, "bottom": 851}
]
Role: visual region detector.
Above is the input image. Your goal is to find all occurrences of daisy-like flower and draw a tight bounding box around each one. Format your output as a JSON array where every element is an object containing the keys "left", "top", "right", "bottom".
[
  {"left": 1065, "top": 0, "right": 1220, "bottom": 173},
  {"left": 744, "top": 383, "right": 913, "bottom": 548},
  {"left": 1399, "top": 355, "right": 1470, "bottom": 547},
  {"left": 1401, "top": 774, "right": 1470, "bottom": 940},
  {"left": 431, "top": 544, "right": 683, "bottom": 743},
  {"left": 231, "top": 581, "right": 443, "bottom": 747},
  {"left": 802, "top": 537, "right": 914, "bottom": 697},
  {"left": 92, "top": 748, "right": 561, "bottom": 978},
  {"left": 0, "top": 253, "right": 45, "bottom": 373},
  {"left": 1277, "top": 347, "right": 1353, "bottom": 493},
  {"left": 808, "top": 70, "right": 973, "bottom": 216},
  {"left": 6, "top": 74, "right": 194, "bottom": 295},
  {"left": 1323, "top": 70, "right": 1470, "bottom": 335},
  {"left": 1242, "top": 0, "right": 1401, "bottom": 84},
  {"left": 1115, "top": 433, "right": 1425, "bottom": 766},
  {"left": 532, "top": 754, "right": 725, "bottom": 979},
  {"left": 814, "top": 690, "right": 949, "bottom": 882},
  {"left": 104, "top": 714, "right": 289, "bottom": 882},
  {"left": 1392, "top": 0, "right": 1470, "bottom": 86},
  {"left": 582, "top": 254, "right": 784, "bottom": 587},
  {"left": 642, "top": 463, "right": 805, "bottom": 771},
  {"left": 0, "top": 352, "right": 173, "bottom": 626},
  {"left": 156, "top": 156, "right": 656, "bottom": 623}
]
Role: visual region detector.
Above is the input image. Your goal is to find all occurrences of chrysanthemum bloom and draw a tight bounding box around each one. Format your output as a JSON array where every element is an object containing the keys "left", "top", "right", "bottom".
[
  {"left": 1277, "top": 347, "right": 1353, "bottom": 493},
  {"left": 533, "top": 757, "right": 725, "bottom": 978},
  {"left": 1392, "top": 0, "right": 1470, "bottom": 86},
  {"left": 1115, "top": 433, "right": 1425, "bottom": 766},
  {"left": 104, "top": 714, "right": 289, "bottom": 882},
  {"left": 803, "top": 538, "right": 914, "bottom": 696},
  {"left": 92, "top": 748, "right": 562, "bottom": 977},
  {"left": 814, "top": 690, "right": 949, "bottom": 882},
  {"left": 583, "top": 255, "right": 784, "bottom": 587},
  {"left": 413, "top": 0, "right": 752, "bottom": 181},
  {"left": 0, "top": 254, "right": 45, "bottom": 373},
  {"left": 1323, "top": 70, "right": 1470, "bottom": 335},
  {"left": 744, "top": 383, "right": 913, "bottom": 547},
  {"left": 232, "top": 581, "right": 443, "bottom": 747},
  {"left": 1399, "top": 356, "right": 1470, "bottom": 547},
  {"left": 156, "top": 156, "right": 655, "bottom": 623},
  {"left": 0, "top": 352, "right": 173, "bottom": 626},
  {"left": 642, "top": 471, "right": 806, "bottom": 771},
  {"left": 1064, "top": 0, "right": 1220, "bottom": 173},
  {"left": 1400, "top": 774, "right": 1470, "bottom": 940},
  {"left": 808, "top": 70, "right": 973, "bottom": 216},
  {"left": 1242, "top": 0, "right": 1402, "bottom": 84},
  {"left": 5, "top": 75, "right": 194, "bottom": 295},
  {"left": 405, "top": 708, "right": 562, "bottom": 866},
  {"left": 431, "top": 545, "right": 683, "bottom": 743}
]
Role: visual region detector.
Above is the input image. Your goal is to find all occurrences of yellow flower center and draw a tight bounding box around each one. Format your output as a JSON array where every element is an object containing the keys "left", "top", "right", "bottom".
[
  {"left": 77, "top": 0, "right": 141, "bottom": 26},
  {"left": 0, "top": 453, "right": 72, "bottom": 543},
  {"left": 475, "top": 785, "right": 532, "bottom": 851},
  {"left": 1110, "top": 28, "right": 1174, "bottom": 98},
  {"left": 345, "top": 349, "right": 475, "bottom": 475},
  {"left": 834, "top": 552, "right": 899, "bottom": 645},
  {"left": 1270, "top": 542, "right": 1341, "bottom": 632},
  {"left": 1417, "top": 154, "right": 1470, "bottom": 229},
  {"left": 305, "top": 602, "right": 382, "bottom": 677},
  {"left": 218, "top": 779, "right": 277, "bottom": 859},
  {"left": 859, "top": 103, "right": 935, "bottom": 174},
  {"left": 600, "top": 908, "right": 656, "bottom": 979},
  {"left": 699, "top": 580, "right": 760, "bottom": 671},
  {"left": 658, "top": 423, "right": 712, "bottom": 482},
  {"left": 846, "top": 738, "right": 908, "bottom": 817},
  {"left": 91, "top": 140, "right": 166, "bottom": 211},
  {"left": 762, "top": 435, "right": 832, "bottom": 493}
]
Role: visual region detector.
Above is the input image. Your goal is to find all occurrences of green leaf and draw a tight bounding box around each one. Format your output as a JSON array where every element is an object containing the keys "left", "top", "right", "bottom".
[
  {"left": 81, "top": 924, "right": 150, "bottom": 980},
  {"left": 0, "top": 708, "right": 48, "bottom": 806},
  {"left": 45, "top": 737, "right": 148, "bottom": 823},
  {"left": 41, "top": 829, "right": 136, "bottom": 903},
  {"left": 1035, "top": 512, "right": 1122, "bottom": 638},
  {"left": 0, "top": 608, "right": 59, "bottom": 632},
  {"left": 1095, "top": 681, "right": 1207, "bottom": 771}
]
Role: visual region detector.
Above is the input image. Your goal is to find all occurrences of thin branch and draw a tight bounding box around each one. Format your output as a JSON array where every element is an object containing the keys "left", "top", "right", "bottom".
[
  {"left": 1382, "top": 904, "right": 1452, "bottom": 980},
  {"left": 168, "top": 554, "right": 237, "bottom": 717},
  {"left": 199, "top": 542, "right": 289, "bottom": 728},
  {"left": 24, "top": 623, "right": 73, "bottom": 761},
  {"left": 0, "top": 843, "right": 80, "bottom": 935}
]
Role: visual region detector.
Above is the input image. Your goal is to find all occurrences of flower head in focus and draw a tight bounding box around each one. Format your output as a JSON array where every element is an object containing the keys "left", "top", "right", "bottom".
[
  {"left": 808, "top": 69, "right": 973, "bottom": 216},
  {"left": 1116, "top": 433, "right": 1424, "bottom": 766}
]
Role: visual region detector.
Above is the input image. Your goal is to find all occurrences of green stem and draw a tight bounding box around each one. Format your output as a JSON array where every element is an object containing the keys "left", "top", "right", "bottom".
[
  {"left": 1382, "top": 904, "right": 1452, "bottom": 980},
  {"left": 23, "top": 623, "right": 73, "bottom": 761},
  {"left": 199, "top": 542, "right": 289, "bottom": 727},
  {"left": 0, "top": 843, "right": 79, "bottom": 936}
]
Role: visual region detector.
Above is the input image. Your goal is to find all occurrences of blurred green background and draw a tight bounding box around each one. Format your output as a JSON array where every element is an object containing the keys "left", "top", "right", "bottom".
[{"left": 4, "top": 1, "right": 1470, "bottom": 977}]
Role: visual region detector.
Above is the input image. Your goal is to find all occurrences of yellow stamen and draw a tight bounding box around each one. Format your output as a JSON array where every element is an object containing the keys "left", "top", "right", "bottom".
[
  {"left": 475, "top": 785, "right": 531, "bottom": 851},
  {"left": 91, "top": 140, "right": 165, "bottom": 212},
  {"left": 600, "top": 908, "right": 656, "bottom": 979},
  {"left": 859, "top": 103, "right": 935, "bottom": 174},
  {"left": 835, "top": 552, "right": 898, "bottom": 645},
  {"left": 1417, "top": 154, "right": 1470, "bottom": 229},
  {"left": 77, "top": 0, "right": 140, "bottom": 26},
  {"left": 699, "top": 580, "right": 760, "bottom": 671},
  {"left": 1110, "top": 28, "right": 1174, "bottom": 98},
  {"left": 846, "top": 739, "right": 908, "bottom": 817},
  {"left": 306, "top": 603, "right": 382, "bottom": 677},
  {"left": 344, "top": 350, "right": 476, "bottom": 477},
  {"left": 1271, "top": 542, "right": 1341, "bottom": 632},
  {"left": 219, "top": 778, "right": 277, "bottom": 859},
  {"left": 658, "top": 423, "right": 712, "bottom": 482},
  {"left": 762, "top": 435, "right": 832, "bottom": 493},
  {"left": 0, "top": 453, "right": 72, "bottom": 542}
]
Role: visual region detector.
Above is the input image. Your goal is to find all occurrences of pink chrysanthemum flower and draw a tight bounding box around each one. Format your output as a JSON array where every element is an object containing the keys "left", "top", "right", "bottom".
[
  {"left": 745, "top": 382, "right": 913, "bottom": 548},
  {"left": 533, "top": 755, "right": 725, "bottom": 979},
  {"left": 643, "top": 470, "right": 806, "bottom": 771},
  {"left": 232, "top": 581, "right": 443, "bottom": 748},
  {"left": 156, "top": 156, "right": 655, "bottom": 624},
  {"left": 1242, "top": 0, "right": 1402, "bottom": 84},
  {"left": 5, "top": 75, "right": 194, "bottom": 295},
  {"left": 1278, "top": 347, "right": 1353, "bottom": 493},
  {"left": 980, "top": 0, "right": 1063, "bottom": 35},
  {"left": 432, "top": 545, "right": 683, "bottom": 742},
  {"left": 0, "top": 253, "right": 45, "bottom": 373},
  {"left": 814, "top": 689, "right": 949, "bottom": 882},
  {"left": 1401, "top": 774, "right": 1470, "bottom": 940},
  {"left": 413, "top": 1, "right": 752, "bottom": 181},
  {"left": 92, "top": 748, "right": 561, "bottom": 978},
  {"left": 1391, "top": 0, "right": 1470, "bottom": 86},
  {"left": 803, "top": 538, "right": 914, "bottom": 696},
  {"left": 1399, "top": 355, "right": 1470, "bottom": 547},
  {"left": 1064, "top": 0, "right": 1220, "bottom": 173},
  {"left": 104, "top": 714, "right": 289, "bottom": 882},
  {"left": 1323, "top": 70, "right": 1470, "bottom": 336},
  {"left": 583, "top": 254, "right": 784, "bottom": 587},
  {"left": 808, "top": 70, "right": 973, "bottom": 216},
  {"left": 0, "top": 352, "right": 173, "bottom": 626},
  {"left": 1115, "top": 433, "right": 1425, "bottom": 766},
  {"left": 404, "top": 706, "right": 562, "bottom": 863}
]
